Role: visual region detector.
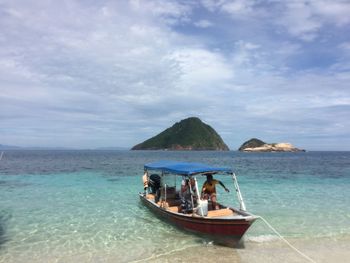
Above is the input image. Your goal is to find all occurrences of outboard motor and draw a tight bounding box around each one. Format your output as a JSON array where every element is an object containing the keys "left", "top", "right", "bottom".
[{"left": 149, "top": 174, "right": 161, "bottom": 202}]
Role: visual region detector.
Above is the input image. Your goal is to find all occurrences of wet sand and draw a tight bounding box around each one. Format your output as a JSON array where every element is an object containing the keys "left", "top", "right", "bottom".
[
  {"left": 2, "top": 236, "right": 350, "bottom": 263},
  {"left": 140, "top": 245, "right": 241, "bottom": 263},
  {"left": 137, "top": 236, "right": 350, "bottom": 263}
]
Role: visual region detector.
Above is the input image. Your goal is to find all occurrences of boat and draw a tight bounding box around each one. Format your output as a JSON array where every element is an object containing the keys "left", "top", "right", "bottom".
[{"left": 139, "top": 160, "right": 258, "bottom": 246}]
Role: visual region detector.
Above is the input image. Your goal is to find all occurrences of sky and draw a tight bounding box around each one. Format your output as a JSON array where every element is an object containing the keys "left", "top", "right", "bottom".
[{"left": 1, "top": 0, "right": 350, "bottom": 150}]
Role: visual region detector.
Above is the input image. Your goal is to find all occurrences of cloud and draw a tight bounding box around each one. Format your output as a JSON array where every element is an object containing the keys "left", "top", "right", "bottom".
[
  {"left": 169, "top": 48, "right": 234, "bottom": 89},
  {"left": 278, "top": 2, "right": 322, "bottom": 41},
  {"left": 312, "top": 0, "right": 350, "bottom": 26},
  {"left": 194, "top": 19, "right": 213, "bottom": 28},
  {"left": 277, "top": 1, "right": 350, "bottom": 41},
  {"left": 200, "top": 0, "right": 350, "bottom": 41},
  {"left": 220, "top": 0, "right": 255, "bottom": 15},
  {"left": 200, "top": 0, "right": 256, "bottom": 15},
  {"left": 129, "top": 0, "right": 192, "bottom": 25},
  {"left": 0, "top": 0, "right": 349, "bottom": 150},
  {"left": 339, "top": 42, "right": 350, "bottom": 51}
]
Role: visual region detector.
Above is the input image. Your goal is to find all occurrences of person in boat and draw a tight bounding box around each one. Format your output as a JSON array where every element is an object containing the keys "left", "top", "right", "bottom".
[
  {"left": 144, "top": 173, "right": 161, "bottom": 202},
  {"left": 201, "top": 173, "right": 230, "bottom": 210},
  {"left": 180, "top": 177, "right": 197, "bottom": 213},
  {"left": 181, "top": 177, "right": 196, "bottom": 196},
  {"left": 142, "top": 171, "right": 148, "bottom": 195}
]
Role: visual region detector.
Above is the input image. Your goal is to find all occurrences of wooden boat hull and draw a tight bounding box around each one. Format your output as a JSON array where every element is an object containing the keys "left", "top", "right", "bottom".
[{"left": 139, "top": 194, "right": 256, "bottom": 244}]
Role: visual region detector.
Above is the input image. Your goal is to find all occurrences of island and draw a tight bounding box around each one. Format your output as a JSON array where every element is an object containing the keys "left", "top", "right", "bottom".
[
  {"left": 131, "top": 117, "right": 229, "bottom": 151},
  {"left": 238, "top": 138, "right": 305, "bottom": 152},
  {"left": 0, "top": 144, "right": 21, "bottom": 150}
]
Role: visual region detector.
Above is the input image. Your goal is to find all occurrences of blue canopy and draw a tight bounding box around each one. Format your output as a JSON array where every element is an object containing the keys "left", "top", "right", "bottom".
[{"left": 144, "top": 160, "right": 232, "bottom": 175}]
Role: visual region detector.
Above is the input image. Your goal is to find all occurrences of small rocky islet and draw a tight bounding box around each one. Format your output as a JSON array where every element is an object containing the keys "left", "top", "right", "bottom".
[{"left": 238, "top": 138, "right": 305, "bottom": 152}]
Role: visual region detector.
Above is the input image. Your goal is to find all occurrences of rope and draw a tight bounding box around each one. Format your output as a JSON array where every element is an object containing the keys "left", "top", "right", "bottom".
[{"left": 258, "top": 216, "right": 317, "bottom": 263}]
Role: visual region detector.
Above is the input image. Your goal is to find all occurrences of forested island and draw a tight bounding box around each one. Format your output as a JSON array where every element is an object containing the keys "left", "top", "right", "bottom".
[{"left": 131, "top": 117, "right": 229, "bottom": 151}]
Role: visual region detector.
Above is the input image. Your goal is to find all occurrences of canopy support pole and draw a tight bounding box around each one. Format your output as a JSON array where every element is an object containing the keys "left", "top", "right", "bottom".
[
  {"left": 188, "top": 179, "right": 195, "bottom": 211},
  {"left": 161, "top": 171, "right": 167, "bottom": 206},
  {"left": 232, "top": 173, "right": 246, "bottom": 211},
  {"left": 193, "top": 177, "right": 204, "bottom": 216}
]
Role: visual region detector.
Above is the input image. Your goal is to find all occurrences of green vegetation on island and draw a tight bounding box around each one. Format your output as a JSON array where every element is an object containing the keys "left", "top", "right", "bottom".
[
  {"left": 131, "top": 117, "right": 229, "bottom": 151},
  {"left": 238, "top": 138, "right": 266, "bottom": 151}
]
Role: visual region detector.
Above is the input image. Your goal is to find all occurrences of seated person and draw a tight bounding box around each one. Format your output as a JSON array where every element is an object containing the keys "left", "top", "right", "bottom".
[
  {"left": 149, "top": 173, "right": 161, "bottom": 202},
  {"left": 180, "top": 177, "right": 197, "bottom": 213},
  {"left": 201, "top": 173, "right": 229, "bottom": 210},
  {"left": 142, "top": 172, "right": 148, "bottom": 195}
]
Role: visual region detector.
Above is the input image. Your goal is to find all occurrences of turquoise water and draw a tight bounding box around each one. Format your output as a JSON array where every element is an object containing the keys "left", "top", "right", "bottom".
[{"left": 0, "top": 150, "right": 349, "bottom": 262}]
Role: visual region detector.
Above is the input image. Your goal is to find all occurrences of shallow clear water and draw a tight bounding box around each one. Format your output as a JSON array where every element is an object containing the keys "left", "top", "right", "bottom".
[{"left": 0, "top": 150, "right": 349, "bottom": 262}]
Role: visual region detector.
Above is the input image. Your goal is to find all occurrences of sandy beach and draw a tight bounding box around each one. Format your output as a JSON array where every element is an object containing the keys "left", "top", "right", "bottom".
[
  {"left": 2, "top": 237, "right": 350, "bottom": 263},
  {"left": 238, "top": 236, "right": 350, "bottom": 263},
  {"left": 134, "top": 236, "right": 350, "bottom": 263},
  {"left": 137, "top": 245, "right": 240, "bottom": 263}
]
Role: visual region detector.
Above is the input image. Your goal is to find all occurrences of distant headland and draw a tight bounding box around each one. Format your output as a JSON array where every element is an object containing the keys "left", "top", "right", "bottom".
[
  {"left": 238, "top": 138, "right": 305, "bottom": 152},
  {"left": 131, "top": 117, "right": 229, "bottom": 151}
]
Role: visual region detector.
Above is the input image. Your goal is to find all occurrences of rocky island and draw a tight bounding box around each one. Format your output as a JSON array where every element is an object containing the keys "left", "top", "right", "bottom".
[
  {"left": 131, "top": 117, "right": 229, "bottom": 151},
  {"left": 239, "top": 138, "right": 305, "bottom": 152}
]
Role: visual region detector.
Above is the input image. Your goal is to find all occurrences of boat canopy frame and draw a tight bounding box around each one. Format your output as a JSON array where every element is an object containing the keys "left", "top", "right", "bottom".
[{"left": 144, "top": 160, "right": 247, "bottom": 211}]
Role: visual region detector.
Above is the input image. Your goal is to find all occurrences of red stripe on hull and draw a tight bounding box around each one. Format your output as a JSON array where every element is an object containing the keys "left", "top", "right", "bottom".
[{"left": 173, "top": 218, "right": 251, "bottom": 236}]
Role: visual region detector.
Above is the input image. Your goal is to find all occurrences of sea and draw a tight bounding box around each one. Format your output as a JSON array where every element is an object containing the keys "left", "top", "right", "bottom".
[{"left": 0, "top": 150, "right": 349, "bottom": 263}]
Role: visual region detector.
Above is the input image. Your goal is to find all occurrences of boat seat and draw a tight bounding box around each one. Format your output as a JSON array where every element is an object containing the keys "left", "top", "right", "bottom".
[
  {"left": 157, "top": 199, "right": 182, "bottom": 207},
  {"left": 167, "top": 206, "right": 180, "bottom": 213},
  {"left": 207, "top": 208, "right": 235, "bottom": 218}
]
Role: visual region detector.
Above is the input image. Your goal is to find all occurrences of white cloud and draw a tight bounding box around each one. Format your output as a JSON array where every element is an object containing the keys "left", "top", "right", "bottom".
[
  {"left": 277, "top": 2, "right": 322, "bottom": 41},
  {"left": 200, "top": 1, "right": 350, "bottom": 41},
  {"left": 312, "top": 0, "right": 350, "bottom": 26},
  {"left": 277, "top": 1, "right": 350, "bottom": 41},
  {"left": 129, "top": 0, "right": 192, "bottom": 25},
  {"left": 201, "top": 0, "right": 256, "bottom": 15},
  {"left": 221, "top": 0, "right": 255, "bottom": 15},
  {"left": 169, "top": 48, "right": 233, "bottom": 87},
  {"left": 194, "top": 19, "right": 213, "bottom": 28},
  {"left": 339, "top": 42, "right": 350, "bottom": 51}
]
